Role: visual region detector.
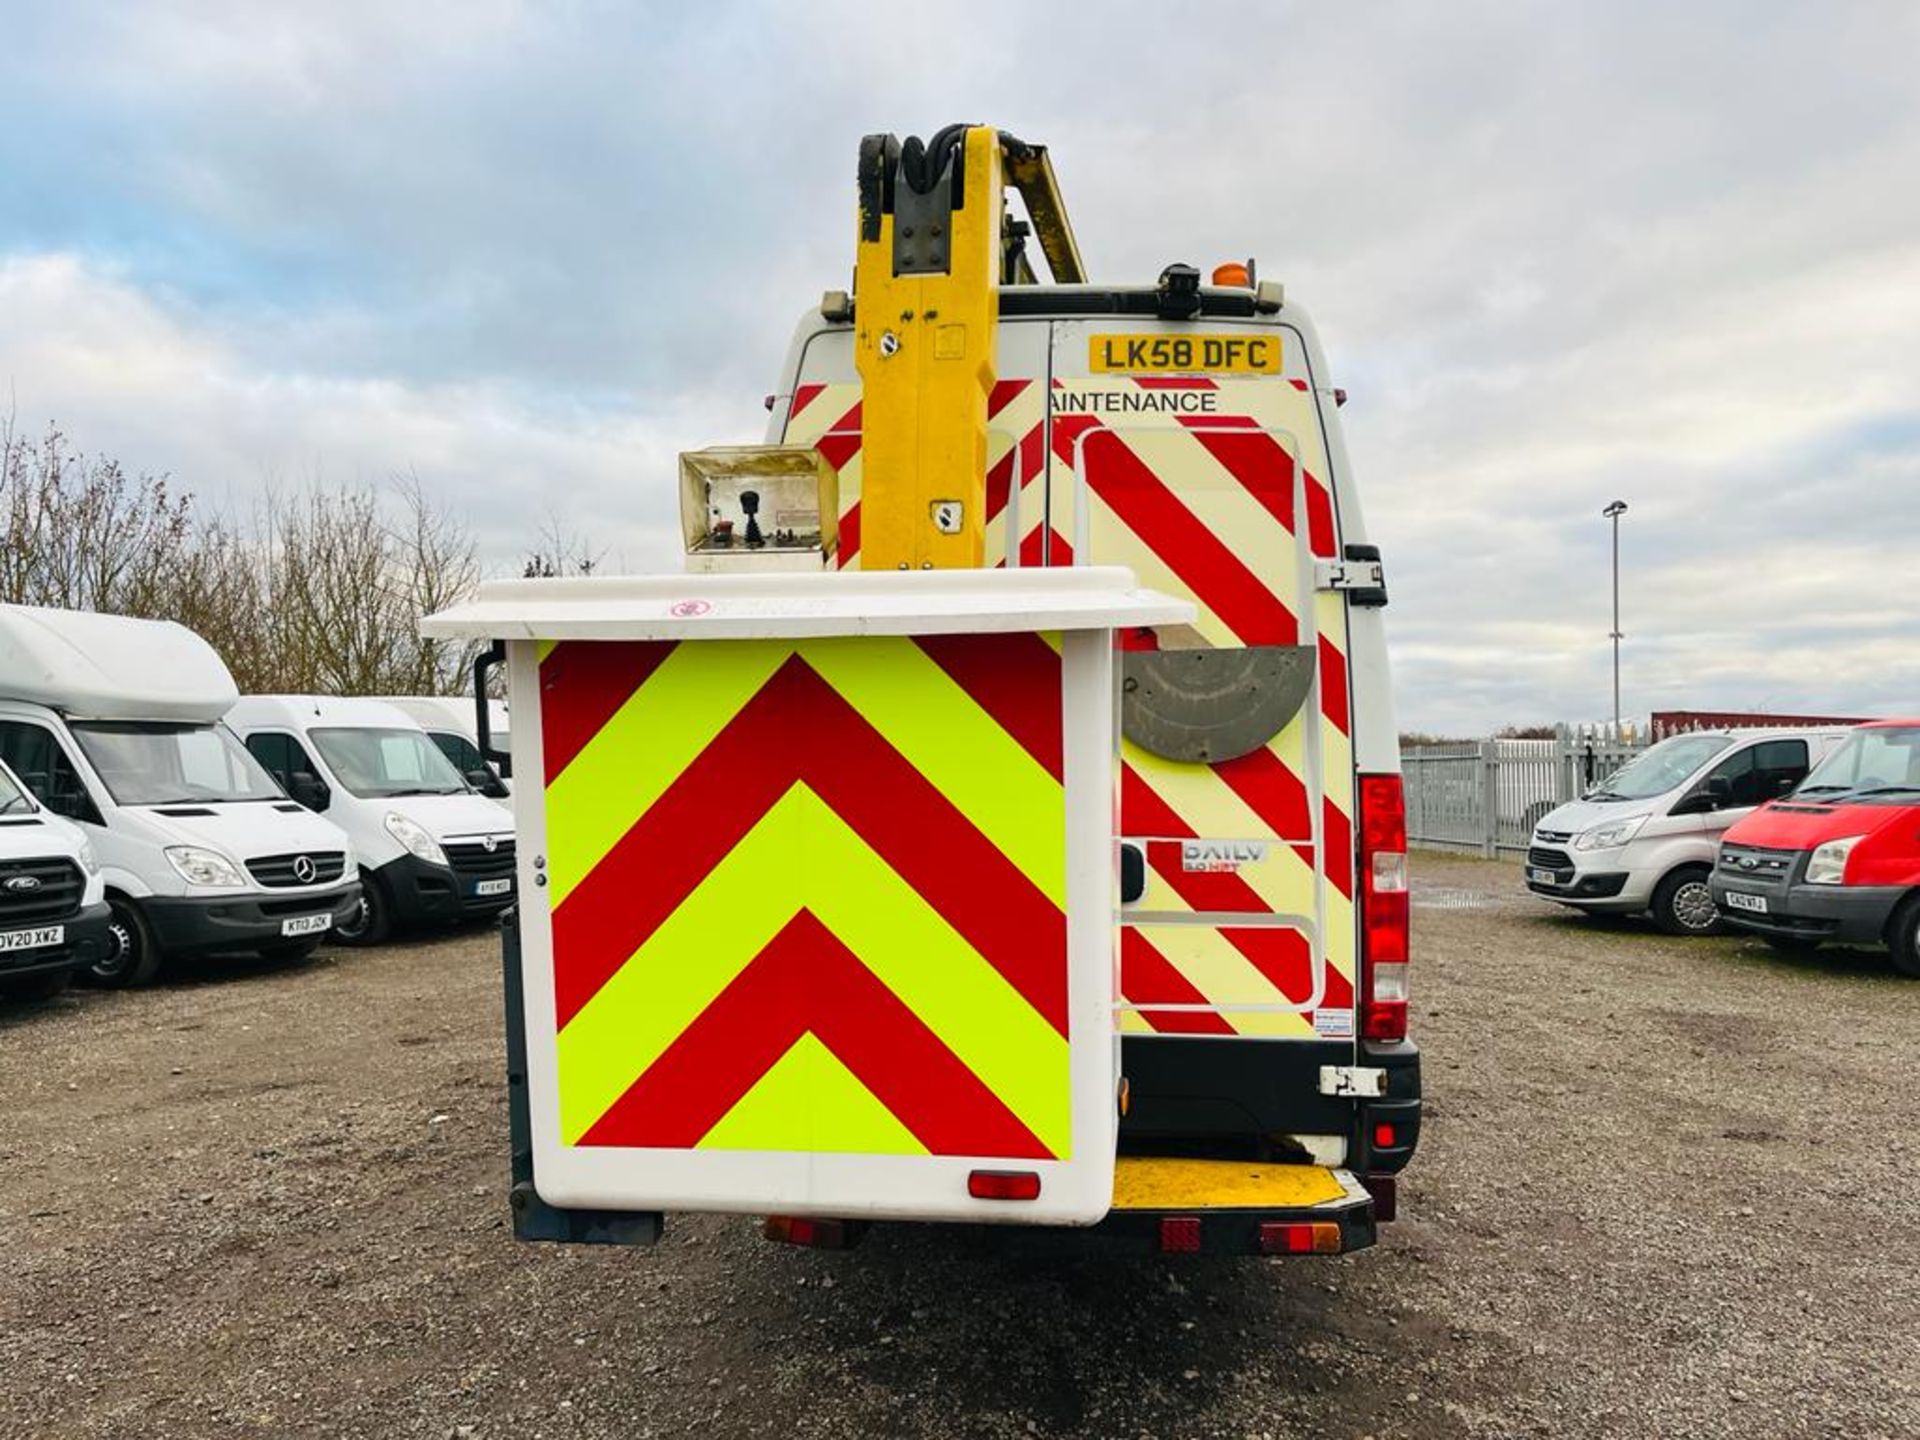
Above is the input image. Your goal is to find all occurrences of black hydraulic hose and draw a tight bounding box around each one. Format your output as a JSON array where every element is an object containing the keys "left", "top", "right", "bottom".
[{"left": 900, "top": 123, "right": 974, "bottom": 195}]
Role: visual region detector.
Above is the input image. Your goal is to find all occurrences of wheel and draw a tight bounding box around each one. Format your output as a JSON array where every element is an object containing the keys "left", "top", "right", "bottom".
[
  {"left": 1763, "top": 934, "right": 1822, "bottom": 956},
  {"left": 2, "top": 968, "right": 72, "bottom": 1002},
  {"left": 333, "top": 871, "right": 391, "bottom": 947},
  {"left": 91, "top": 896, "right": 163, "bottom": 987},
  {"left": 1651, "top": 866, "right": 1722, "bottom": 937},
  {"left": 1889, "top": 899, "right": 1920, "bottom": 979}
]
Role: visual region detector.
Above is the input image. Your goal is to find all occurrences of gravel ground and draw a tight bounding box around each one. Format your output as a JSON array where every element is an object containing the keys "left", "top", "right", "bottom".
[{"left": 1, "top": 852, "right": 1915, "bottom": 1440}]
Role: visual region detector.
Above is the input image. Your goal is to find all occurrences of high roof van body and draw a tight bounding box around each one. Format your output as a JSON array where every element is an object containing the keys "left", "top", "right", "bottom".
[{"left": 0, "top": 604, "right": 360, "bottom": 985}]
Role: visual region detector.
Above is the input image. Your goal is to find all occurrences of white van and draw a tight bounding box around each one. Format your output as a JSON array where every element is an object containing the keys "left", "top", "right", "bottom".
[
  {"left": 0, "top": 755, "right": 112, "bottom": 1001},
  {"left": 1525, "top": 727, "right": 1852, "bottom": 934},
  {"left": 370, "top": 695, "right": 512, "bottom": 801},
  {"left": 226, "top": 696, "right": 515, "bottom": 945},
  {"left": 0, "top": 604, "right": 361, "bottom": 986}
]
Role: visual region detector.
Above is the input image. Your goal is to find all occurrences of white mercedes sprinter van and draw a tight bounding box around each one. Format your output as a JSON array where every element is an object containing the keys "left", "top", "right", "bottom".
[
  {"left": 1525, "top": 727, "right": 1851, "bottom": 934},
  {"left": 0, "top": 755, "right": 112, "bottom": 1001},
  {"left": 0, "top": 605, "right": 361, "bottom": 986},
  {"left": 371, "top": 695, "right": 512, "bottom": 801},
  {"left": 226, "top": 696, "right": 515, "bottom": 944}
]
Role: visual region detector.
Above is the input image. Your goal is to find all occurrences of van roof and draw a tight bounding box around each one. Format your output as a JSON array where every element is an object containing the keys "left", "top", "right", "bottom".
[
  {"left": 0, "top": 603, "right": 237, "bottom": 722},
  {"left": 227, "top": 695, "right": 426, "bottom": 733},
  {"left": 371, "top": 696, "right": 510, "bottom": 742}
]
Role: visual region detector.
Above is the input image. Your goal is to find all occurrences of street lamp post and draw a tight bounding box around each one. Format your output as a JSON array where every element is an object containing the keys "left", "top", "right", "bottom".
[{"left": 1602, "top": 500, "right": 1628, "bottom": 732}]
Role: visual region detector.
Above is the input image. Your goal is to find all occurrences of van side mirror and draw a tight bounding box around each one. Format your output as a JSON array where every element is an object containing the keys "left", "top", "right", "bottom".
[
  {"left": 466, "top": 767, "right": 510, "bottom": 800},
  {"left": 1671, "top": 790, "right": 1718, "bottom": 817},
  {"left": 288, "top": 773, "right": 331, "bottom": 811}
]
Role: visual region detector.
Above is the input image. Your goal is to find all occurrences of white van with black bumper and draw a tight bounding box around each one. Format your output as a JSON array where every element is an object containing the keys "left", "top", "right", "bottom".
[
  {"left": 0, "top": 756, "right": 113, "bottom": 1001},
  {"left": 226, "top": 696, "right": 516, "bottom": 945}
]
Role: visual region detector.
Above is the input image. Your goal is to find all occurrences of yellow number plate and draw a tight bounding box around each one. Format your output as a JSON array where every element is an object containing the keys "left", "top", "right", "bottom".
[{"left": 1089, "top": 333, "right": 1283, "bottom": 375}]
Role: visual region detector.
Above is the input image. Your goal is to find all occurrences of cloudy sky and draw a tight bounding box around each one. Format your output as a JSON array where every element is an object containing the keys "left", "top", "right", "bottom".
[{"left": 2, "top": 2, "right": 1915, "bottom": 734}]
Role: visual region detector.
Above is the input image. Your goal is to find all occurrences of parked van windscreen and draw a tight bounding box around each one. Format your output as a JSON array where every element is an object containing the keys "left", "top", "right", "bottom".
[
  {"left": 1589, "top": 734, "right": 1733, "bottom": 801},
  {"left": 71, "top": 722, "right": 285, "bottom": 806},
  {"left": 1795, "top": 725, "right": 1920, "bottom": 802},
  {"left": 312, "top": 727, "right": 469, "bottom": 799}
]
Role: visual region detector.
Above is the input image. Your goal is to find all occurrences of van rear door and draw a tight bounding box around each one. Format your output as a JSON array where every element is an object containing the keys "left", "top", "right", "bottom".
[{"left": 1046, "top": 317, "right": 1358, "bottom": 1056}]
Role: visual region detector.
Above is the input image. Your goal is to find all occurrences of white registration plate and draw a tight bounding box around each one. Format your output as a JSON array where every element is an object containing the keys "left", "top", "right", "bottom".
[
  {"left": 281, "top": 913, "right": 333, "bottom": 937},
  {"left": 474, "top": 877, "right": 512, "bottom": 897},
  {"left": 1527, "top": 867, "right": 1558, "bottom": 884},
  {"left": 1724, "top": 891, "right": 1768, "bottom": 915},
  {"left": 0, "top": 924, "right": 63, "bottom": 952}
]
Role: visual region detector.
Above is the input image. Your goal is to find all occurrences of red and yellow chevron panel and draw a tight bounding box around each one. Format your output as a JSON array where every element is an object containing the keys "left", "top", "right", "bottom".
[
  {"left": 537, "top": 630, "right": 1073, "bottom": 1161},
  {"left": 1052, "top": 376, "right": 1356, "bottom": 1040}
]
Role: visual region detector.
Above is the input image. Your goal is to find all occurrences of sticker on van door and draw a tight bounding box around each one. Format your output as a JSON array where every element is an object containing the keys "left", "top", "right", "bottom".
[{"left": 1089, "top": 334, "right": 1282, "bottom": 375}]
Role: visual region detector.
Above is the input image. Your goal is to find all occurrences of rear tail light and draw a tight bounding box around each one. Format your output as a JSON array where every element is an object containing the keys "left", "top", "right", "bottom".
[
  {"left": 967, "top": 1169, "right": 1041, "bottom": 1201},
  {"left": 1358, "top": 774, "right": 1409, "bottom": 1041},
  {"left": 1258, "top": 1222, "right": 1343, "bottom": 1255}
]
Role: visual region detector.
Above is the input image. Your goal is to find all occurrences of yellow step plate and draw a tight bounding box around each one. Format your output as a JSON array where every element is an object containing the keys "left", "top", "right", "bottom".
[{"left": 1111, "top": 1158, "right": 1352, "bottom": 1212}]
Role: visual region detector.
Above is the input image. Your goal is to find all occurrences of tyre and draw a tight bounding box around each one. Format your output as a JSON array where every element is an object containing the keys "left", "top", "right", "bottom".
[
  {"left": 1651, "top": 866, "right": 1722, "bottom": 937},
  {"left": 333, "top": 872, "right": 391, "bottom": 947},
  {"left": 1889, "top": 899, "right": 1920, "bottom": 979},
  {"left": 1763, "top": 934, "right": 1822, "bottom": 956},
  {"left": 91, "top": 896, "right": 163, "bottom": 987},
  {"left": 2, "top": 967, "right": 73, "bottom": 1002}
]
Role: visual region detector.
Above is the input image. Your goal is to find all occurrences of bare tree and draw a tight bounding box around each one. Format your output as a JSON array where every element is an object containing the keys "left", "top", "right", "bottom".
[
  {"left": 1, "top": 420, "right": 488, "bottom": 698},
  {"left": 0, "top": 421, "right": 194, "bottom": 612},
  {"left": 522, "top": 507, "right": 604, "bottom": 579},
  {"left": 392, "top": 469, "right": 482, "bottom": 695}
]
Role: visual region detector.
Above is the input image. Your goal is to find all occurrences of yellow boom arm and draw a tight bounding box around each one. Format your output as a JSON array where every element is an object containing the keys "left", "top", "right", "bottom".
[{"left": 853, "top": 125, "right": 1079, "bottom": 571}]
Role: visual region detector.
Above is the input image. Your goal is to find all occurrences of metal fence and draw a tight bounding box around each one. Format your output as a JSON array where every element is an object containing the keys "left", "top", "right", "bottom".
[{"left": 1401, "top": 728, "right": 1645, "bottom": 856}]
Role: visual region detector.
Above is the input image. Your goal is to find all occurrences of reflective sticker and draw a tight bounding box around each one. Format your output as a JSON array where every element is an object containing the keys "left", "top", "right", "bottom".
[{"left": 1313, "top": 1008, "right": 1355, "bottom": 1039}]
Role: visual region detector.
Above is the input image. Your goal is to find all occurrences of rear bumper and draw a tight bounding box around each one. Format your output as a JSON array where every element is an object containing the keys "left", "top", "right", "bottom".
[
  {"left": 1119, "top": 1032, "right": 1421, "bottom": 1186},
  {"left": 374, "top": 853, "right": 515, "bottom": 928},
  {"left": 142, "top": 885, "right": 361, "bottom": 956},
  {"left": 1710, "top": 875, "right": 1905, "bottom": 946},
  {"left": 0, "top": 900, "right": 114, "bottom": 981},
  {"left": 1089, "top": 1160, "right": 1376, "bottom": 1255}
]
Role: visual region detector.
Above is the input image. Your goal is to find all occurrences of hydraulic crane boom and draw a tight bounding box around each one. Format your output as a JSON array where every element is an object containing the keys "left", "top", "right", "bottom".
[{"left": 852, "top": 125, "right": 1082, "bottom": 571}]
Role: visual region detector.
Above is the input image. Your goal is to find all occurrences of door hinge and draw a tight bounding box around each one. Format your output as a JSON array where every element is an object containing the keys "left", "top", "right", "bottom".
[
  {"left": 1314, "top": 546, "right": 1388, "bottom": 607},
  {"left": 1318, "top": 1065, "right": 1388, "bottom": 1098}
]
